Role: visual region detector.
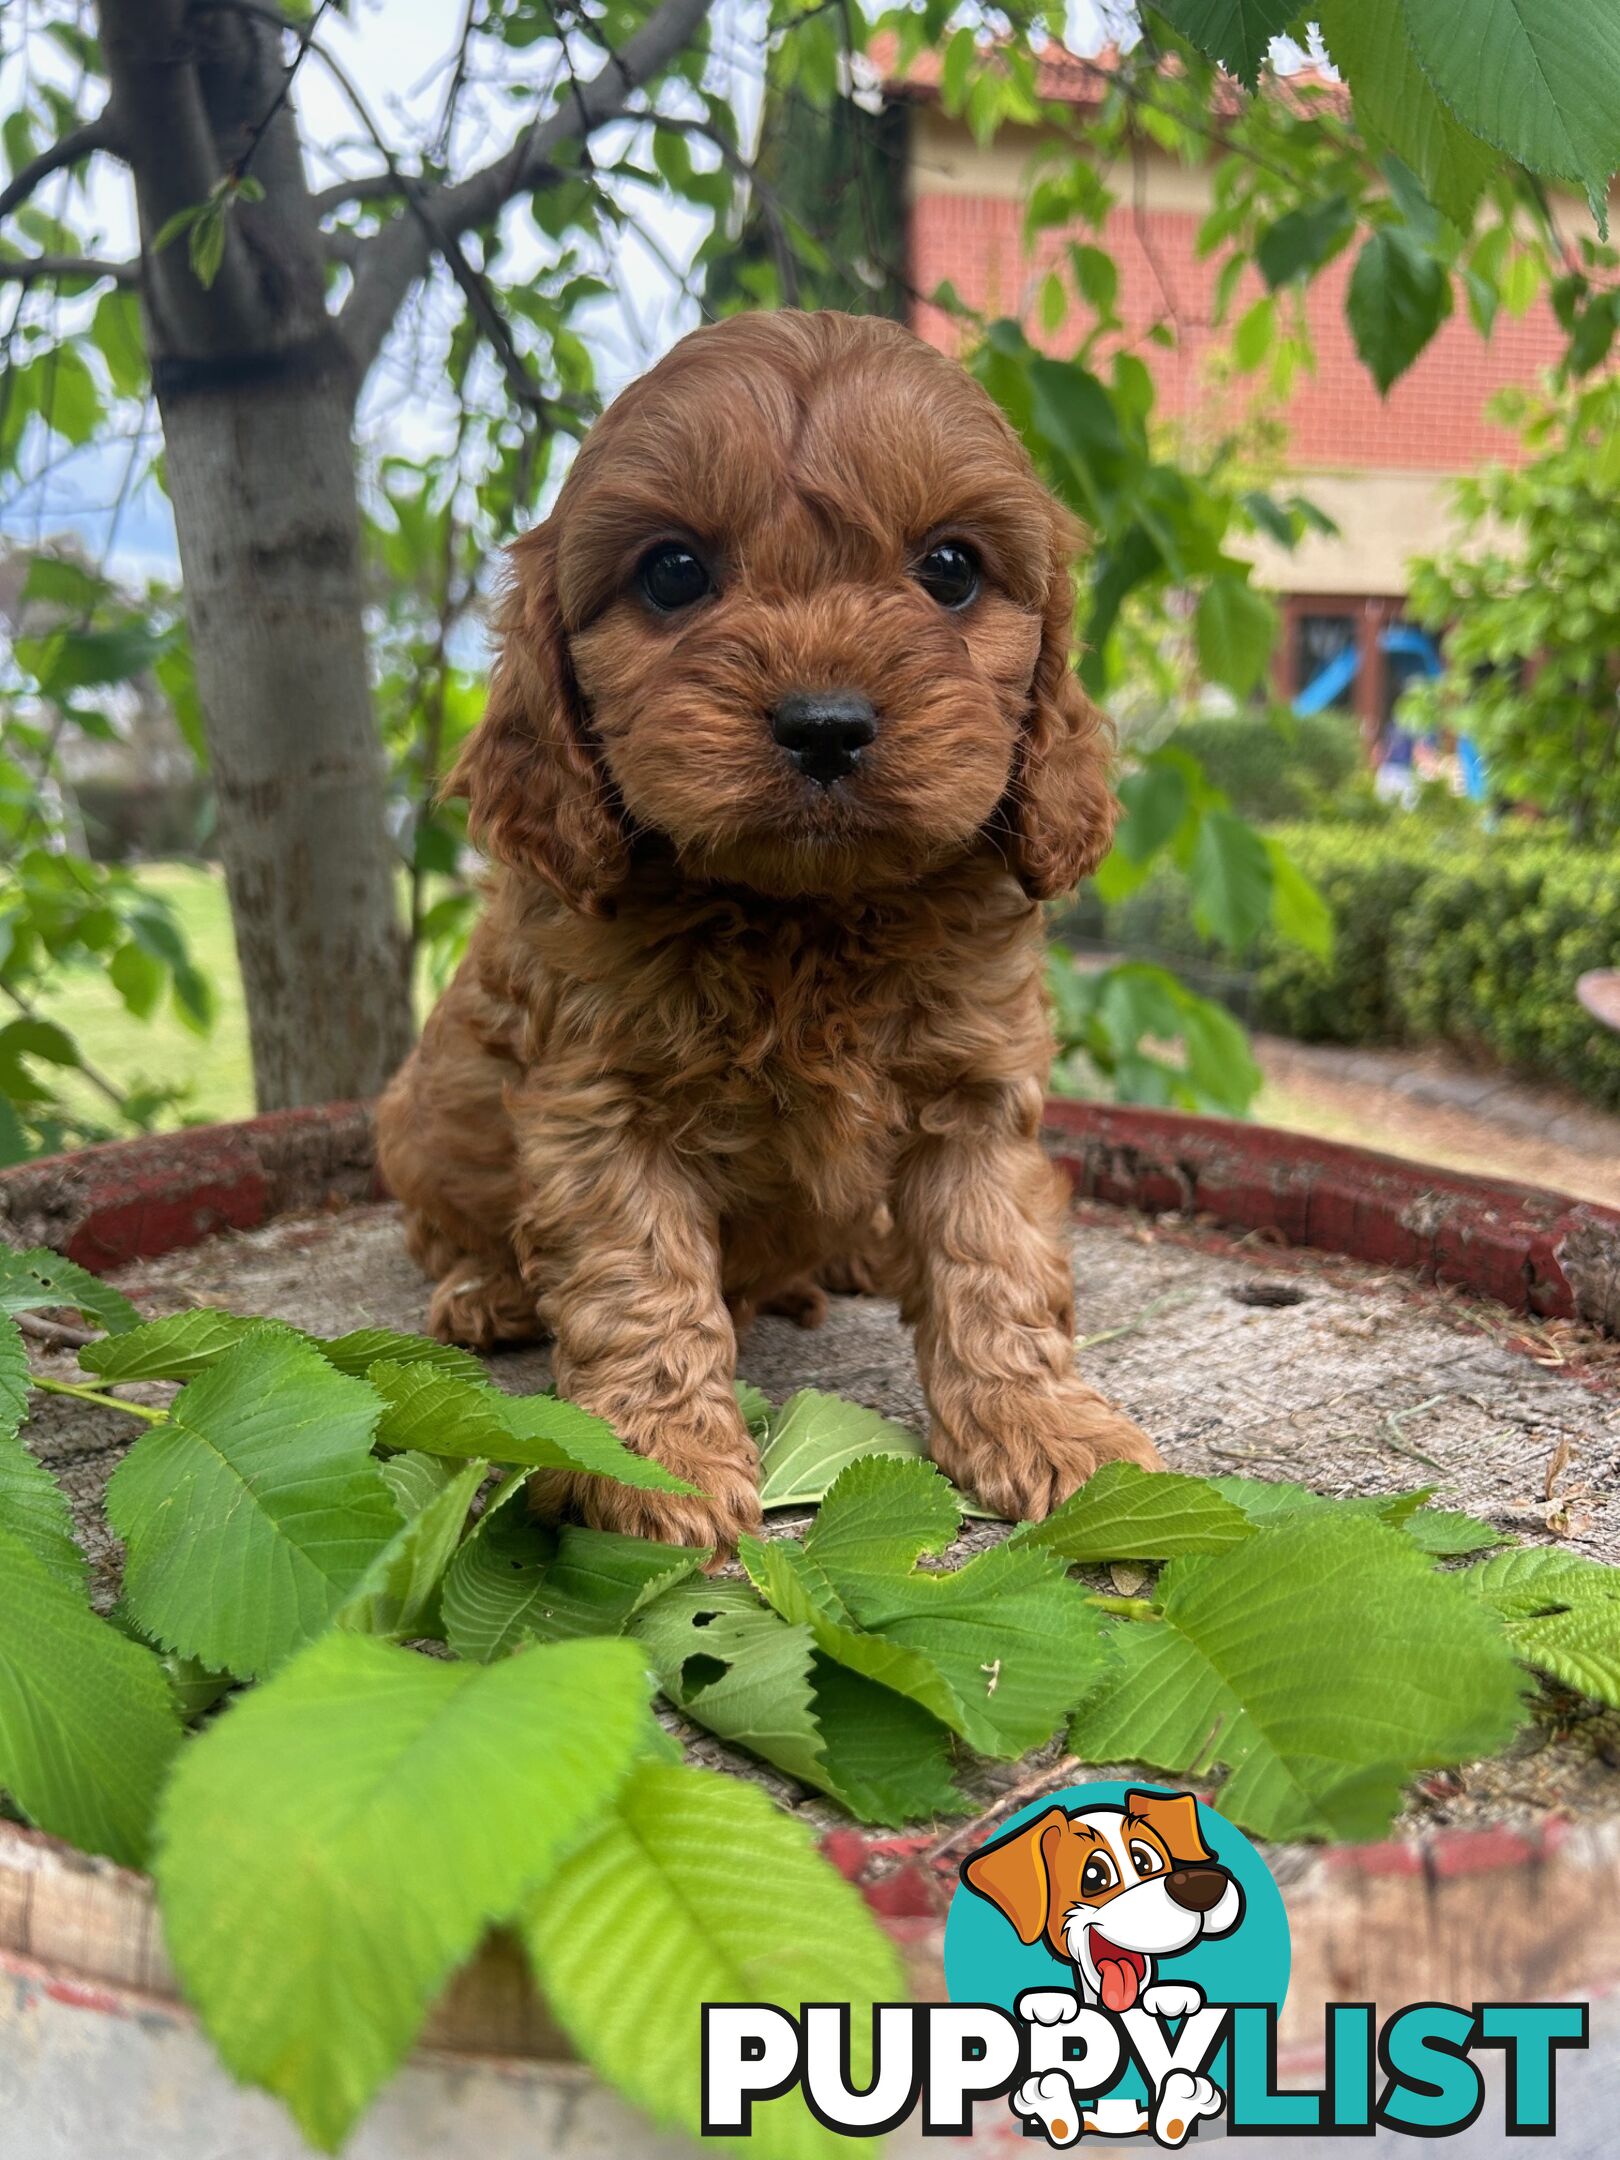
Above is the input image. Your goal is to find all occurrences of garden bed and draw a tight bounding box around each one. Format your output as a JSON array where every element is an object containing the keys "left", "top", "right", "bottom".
[{"left": 4, "top": 1103, "right": 1620, "bottom": 2151}]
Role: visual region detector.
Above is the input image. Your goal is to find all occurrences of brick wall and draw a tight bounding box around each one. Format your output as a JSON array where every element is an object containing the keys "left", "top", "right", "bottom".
[{"left": 908, "top": 189, "right": 1568, "bottom": 475}]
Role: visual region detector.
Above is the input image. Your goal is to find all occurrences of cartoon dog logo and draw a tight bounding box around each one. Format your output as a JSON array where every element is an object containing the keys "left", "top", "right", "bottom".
[{"left": 961, "top": 1787, "right": 1244, "bottom": 2146}]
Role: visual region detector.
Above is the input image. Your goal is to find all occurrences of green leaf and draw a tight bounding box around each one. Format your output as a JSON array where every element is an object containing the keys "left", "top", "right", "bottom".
[
  {"left": 0, "top": 1425, "right": 88, "bottom": 1591},
  {"left": 107, "top": 1335, "right": 401, "bottom": 1680},
  {"left": 91, "top": 287, "right": 148, "bottom": 397},
  {"left": 442, "top": 1489, "right": 705, "bottom": 1661},
  {"left": 1403, "top": 0, "right": 1620, "bottom": 227},
  {"left": 0, "top": 1313, "right": 28, "bottom": 1443},
  {"left": 83, "top": 1308, "right": 290, "bottom": 1382},
  {"left": 0, "top": 1525, "right": 180, "bottom": 1866},
  {"left": 1257, "top": 194, "right": 1356, "bottom": 288},
  {"left": 1317, "top": 0, "right": 1493, "bottom": 232},
  {"left": 1190, "top": 807, "right": 1275, "bottom": 952},
  {"left": 155, "top": 1633, "right": 653, "bottom": 2153},
  {"left": 758, "top": 1387, "right": 928, "bottom": 1508},
  {"left": 1347, "top": 228, "right": 1453, "bottom": 393},
  {"left": 367, "top": 1362, "right": 697, "bottom": 1493},
  {"left": 1071, "top": 1514, "right": 1527, "bottom": 1840},
  {"left": 1464, "top": 1547, "right": 1620, "bottom": 1704},
  {"left": 1210, "top": 1474, "right": 1500, "bottom": 1552},
  {"left": 1113, "top": 760, "right": 1191, "bottom": 864},
  {"left": 1266, "top": 836, "right": 1335, "bottom": 957},
  {"left": 1195, "top": 574, "right": 1277, "bottom": 696},
  {"left": 333, "top": 1456, "right": 485, "bottom": 1640},
  {"left": 1154, "top": 0, "right": 1302, "bottom": 90},
  {"left": 0, "top": 1244, "right": 138, "bottom": 1334},
  {"left": 316, "top": 1329, "right": 487, "bottom": 1384},
  {"left": 523, "top": 1761, "right": 900, "bottom": 2160},
  {"left": 1011, "top": 1460, "right": 1257, "bottom": 1560},
  {"left": 745, "top": 1457, "right": 1112, "bottom": 1757},
  {"left": 634, "top": 1578, "right": 965, "bottom": 1824},
  {"left": 1231, "top": 292, "right": 1276, "bottom": 372}
]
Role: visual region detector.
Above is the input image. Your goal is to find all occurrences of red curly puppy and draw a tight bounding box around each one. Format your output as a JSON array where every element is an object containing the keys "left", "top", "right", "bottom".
[{"left": 377, "top": 310, "right": 1161, "bottom": 1550}]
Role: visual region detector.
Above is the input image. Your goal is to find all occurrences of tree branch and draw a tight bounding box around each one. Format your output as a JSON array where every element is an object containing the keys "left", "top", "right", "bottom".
[
  {"left": 312, "top": 171, "right": 406, "bottom": 216},
  {"left": 0, "top": 254, "right": 138, "bottom": 287},
  {"left": 340, "top": 0, "right": 716, "bottom": 375},
  {"left": 0, "top": 114, "right": 120, "bottom": 227}
]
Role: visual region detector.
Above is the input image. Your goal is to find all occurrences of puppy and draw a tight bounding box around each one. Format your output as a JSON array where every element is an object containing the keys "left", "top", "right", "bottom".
[
  {"left": 377, "top": 309, "right": 1161, "bottom": 1551},
  {"left": 961, "top": 1788, "right": 1244, "bottom": 2016}
]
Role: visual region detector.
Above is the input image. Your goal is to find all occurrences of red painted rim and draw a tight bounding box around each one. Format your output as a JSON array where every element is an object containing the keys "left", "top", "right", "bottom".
[{"left": 4, "top": 1096, "right": 1616, "bottom": 1335}]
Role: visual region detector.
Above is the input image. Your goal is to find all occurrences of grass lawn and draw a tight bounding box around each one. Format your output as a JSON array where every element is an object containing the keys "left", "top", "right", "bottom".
[{"left": 39, "top": 863, "right": 254, "bottom": 1128}]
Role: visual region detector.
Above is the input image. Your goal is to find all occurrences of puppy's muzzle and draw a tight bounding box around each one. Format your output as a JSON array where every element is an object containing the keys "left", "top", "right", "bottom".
[
  {"left": 1164, "top": 1866, "right": 1230, "bottom": 1913},
  {"left": 770, "top": 689, "right": 877, "bottom": 785}
]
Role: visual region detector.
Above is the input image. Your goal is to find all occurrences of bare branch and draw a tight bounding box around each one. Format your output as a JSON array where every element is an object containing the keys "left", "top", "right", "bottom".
[
  {"left": 341, "top": 0, "right": 716, "bottom": 375},
  {"left": 312, "top": 171, "right": 406, "bottom": 216},
  {"left": 0, "top": 114, "right": 120, "bottom": 226},
  {"left": 0, "top": 254, "right": 138, "bottom": 287}
]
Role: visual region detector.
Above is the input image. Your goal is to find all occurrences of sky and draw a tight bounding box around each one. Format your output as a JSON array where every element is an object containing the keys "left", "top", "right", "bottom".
[{"left": 0, "top": 0, "right": 1205, "bottom": 584}]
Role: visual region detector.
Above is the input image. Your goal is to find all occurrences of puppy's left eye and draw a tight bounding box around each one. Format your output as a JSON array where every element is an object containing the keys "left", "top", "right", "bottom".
[
  {"left": 913, "top": 541, "right": 980, "bottom": 609},
  {"left": 638, "top": 543, "right": 712, "bottom": 612},
  {"left": 1129, "top": 1843, "right": 1163, "bottom": 1876}
]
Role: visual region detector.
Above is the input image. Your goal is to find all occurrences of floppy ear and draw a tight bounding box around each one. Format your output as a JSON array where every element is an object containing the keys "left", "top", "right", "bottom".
[
  {"left": 1005, "top": 514, "right": 1119, "bottom": 901},
  {"left": 960, "top": 1806, "right": 1070, "bottom": 1946},
  {"left": 1126, "top": 1788, "right": 1214, "bottom": 1868},
  {"left": 447, "top": 521, "right": 627, "bottom": 913}
]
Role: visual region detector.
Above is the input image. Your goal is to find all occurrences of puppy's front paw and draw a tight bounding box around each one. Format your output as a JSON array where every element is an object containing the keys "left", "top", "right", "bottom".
[
  {"left": 428, "top": 1265, "right": 544, "bottom": 1351},
  {"left": 527, "top": 1424, "right": 762, "bottom": 1560},
  {"left": 1016, "top": 1988, "right": 1083, "bottom": 2028},
  {"left": 1012, "top": 2070, "right": 1083, "bottom": 2147},
  {"left": 1154, "top": 2069, "right": 1222, "bottom": 2146},
  {"left": 928, "top": 1382, "right": 1161, "bottom": 1524}
]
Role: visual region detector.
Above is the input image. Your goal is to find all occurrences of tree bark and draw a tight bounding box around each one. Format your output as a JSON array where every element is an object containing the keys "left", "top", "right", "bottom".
[
  {"left": 156, "top": 343, "right": 412, "bottom": 1105},
  {"left": 99, "top": 0, "right": 411, "bottom": 1107}
]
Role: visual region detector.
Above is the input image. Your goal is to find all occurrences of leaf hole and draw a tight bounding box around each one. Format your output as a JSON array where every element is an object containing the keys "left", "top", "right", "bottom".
[{"left": 679, "top": 1653, "right": 729, "bottom": 1696}]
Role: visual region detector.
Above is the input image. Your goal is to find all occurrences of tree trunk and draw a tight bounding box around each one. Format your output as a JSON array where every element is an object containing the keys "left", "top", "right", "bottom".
[
  {"left": 157, "top": 343, "right": 412, "bottom": 1106},
  {"left": 99, "top": 0, "right": 412, "bottom": 1108}
]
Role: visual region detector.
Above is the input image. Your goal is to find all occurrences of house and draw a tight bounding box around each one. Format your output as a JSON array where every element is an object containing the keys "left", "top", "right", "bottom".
[{"left": 874, "top": 41, "right": 1578, "bottom": 745}]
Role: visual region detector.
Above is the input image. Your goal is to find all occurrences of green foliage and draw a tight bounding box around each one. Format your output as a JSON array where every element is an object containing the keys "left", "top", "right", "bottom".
[
  {"left": 1409, "top": 376, "right": 1620, "bottom": 844},
  {"left": 523, "top": 1761, "right": 902, "bottom": 2160},
  {"left": 1097, "top": 819, "right": 1620, "bottom": 1113},
  {"left": 155, "top": 1632, "right": 655, "bottom": 2152},
  {"left": 1071, "top": 1511, "right": 1527, "bottom": 1840},
  {"left": 3, "top": 1280, "right": 1619, "bottom": 2145},
  {"left": 1155, "top": 708, "right": 1362, "bottom": 825}
]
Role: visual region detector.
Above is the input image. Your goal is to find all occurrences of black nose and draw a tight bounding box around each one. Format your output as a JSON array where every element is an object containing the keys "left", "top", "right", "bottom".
[
  {"left": 1165, "top": 1867, "right": 1229, "bottom": 1913},
  {"left": 770, "top": 690, "right": 877, "bottom": 784}
]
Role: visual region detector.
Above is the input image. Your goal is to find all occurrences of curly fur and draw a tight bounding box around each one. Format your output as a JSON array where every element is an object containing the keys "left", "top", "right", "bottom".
[{"left": 378, "top": 310, "right": 1161, "bottom": 1552}]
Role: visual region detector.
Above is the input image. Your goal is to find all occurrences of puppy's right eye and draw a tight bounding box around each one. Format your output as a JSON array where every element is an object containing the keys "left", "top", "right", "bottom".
[
  {"left": 1080, "top": 1855, "right": 1115, "bottom": 1898},
  {"left": 638, "top": 543, "right": 711, "bottom": 612}
]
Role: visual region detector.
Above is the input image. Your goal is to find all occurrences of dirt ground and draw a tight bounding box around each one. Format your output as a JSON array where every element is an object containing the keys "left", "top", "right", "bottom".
[
  {"left": 1256, "top": 1035, "right": 1620, "bottom": 1209},
  {"left": 20, "top": 1192, "right": 1620, "bottom": 1840}
]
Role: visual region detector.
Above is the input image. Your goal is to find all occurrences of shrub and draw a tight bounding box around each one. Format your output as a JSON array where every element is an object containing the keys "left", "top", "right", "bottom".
[
  {"left": 1093, "top": 819, "right": 1620, "bottom": 1111},
  {"left": 1159, "top": 708, "right": 1363, "bottom": 825}
]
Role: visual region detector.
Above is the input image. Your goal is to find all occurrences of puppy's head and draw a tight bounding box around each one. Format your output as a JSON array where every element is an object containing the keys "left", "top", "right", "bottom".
[
  {"left": 961, "top": 1790, "right": 1243, "bottom": 2012},
  {"left": 452, "top": 310, "right": 1116, "bottom": 907}
]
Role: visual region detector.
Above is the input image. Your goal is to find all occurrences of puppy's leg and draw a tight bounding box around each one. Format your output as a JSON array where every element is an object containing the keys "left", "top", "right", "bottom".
[
  {"left": 892, "top": 1077, "right": 1161, "bottom": 1523},
  {"left": 514, "top": 1087, "right": 761, "bottom": 1554}
]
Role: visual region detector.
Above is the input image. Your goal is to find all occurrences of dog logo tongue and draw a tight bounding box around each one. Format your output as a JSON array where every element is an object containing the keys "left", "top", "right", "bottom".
[{"left": 1090, "top": 1932, "right": 1143, "bottom": 2013}]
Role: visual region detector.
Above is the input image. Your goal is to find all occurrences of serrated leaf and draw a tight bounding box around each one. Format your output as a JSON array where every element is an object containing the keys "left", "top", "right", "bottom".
[
  {"left": 1317, "top": 0, "right": 1492, "bottom": 232},
  {"left": 1190, "top": 807, "right": 1275, "bottom": 953},
  {"left": 0, "top": 1245, "right": 138, "bottom": 1334},
  {"left": 334, "top": 1457, "right": 485, "bottom": 1640},
  {"left": 735, "top": 1379, "right": 773, "bottom": 1435},
  {"left": 523, "top": 1761, "right": 899, "bottom": 2160},
  {"left": 0, "top": 1312, "right": 28, "bottom": 1441},
  {"left": 758, "top": 1387, "right": 928, "bottom": 1508},
  {"left": 107, "top": 1335, "right": 400, "bottom": 1681},
  {"left": 1011, "top": 1461, "right": 1256, "bottom": 1561},
  {"left": 1403, "top": 0, "right": 1620, "bottom": 228},
  {"left": 1210, "top": 1473, "right": 1502, "bottom": 1552},
  {"left": 1163, "top": 0, "right": 1303, "bottom": 88},
  {"left": 1463, "top": 1547, "right": 1620, "bottom": 1705},
  {"left": 367, "top": 1362, "right": 697, "bottom": 1493},
  {"left": 743, "top": 1457, "right": 1112, "bottom": 1758},
  {"left": 155, "top": 1633, "right": 653, "bottom": 2153},
  {"left": 1347, "top": 228, "right": 1452, "bottom": 393},
  {"left": 0, "top": 1525, "right": 181, "bottom": 1865},
  {"left": 316, "top": 1329, "right": 487, "bottom": 1384},
  {"left": 1071, "top": 1514, "right": 1526, "bottom": 1841},
  {"left": 83, "top": 1308, "right": 290, "bottom": 1382},
  {"left": 634, "top": 1579, "right": 964, "bottom": 1824},
  {"left": 442, "top": 1490, "right": 705, "bottom": 1661},
  {"left": 0, "top": 1428, "right": 87, "bottom": 1590}
]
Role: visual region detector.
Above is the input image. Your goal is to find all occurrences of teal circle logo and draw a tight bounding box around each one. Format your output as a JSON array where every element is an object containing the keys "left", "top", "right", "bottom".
[{"left": 944, "top": 1781, "right": 1289, "bottom": 2137}]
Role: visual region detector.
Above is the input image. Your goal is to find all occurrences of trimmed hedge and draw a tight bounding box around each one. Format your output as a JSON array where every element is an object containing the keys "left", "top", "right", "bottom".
[
  {"left": 1092, "top": 821, "right": 1620, "bottom": 1112},
  {"left": 1158, "top": 709, "right": 1363, "bottom": 824}
]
